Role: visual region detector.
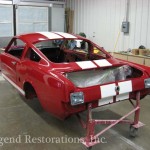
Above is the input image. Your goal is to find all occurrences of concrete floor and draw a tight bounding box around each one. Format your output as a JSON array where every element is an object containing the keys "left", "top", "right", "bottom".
[{"left": 0, "top": 74, "right": 150, "bottom": 150}]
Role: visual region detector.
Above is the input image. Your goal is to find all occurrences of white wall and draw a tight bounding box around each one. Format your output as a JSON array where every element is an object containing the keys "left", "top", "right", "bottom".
[
  {"left": 51, "top": 6, "right": 65, "bottom": 32},
  {"left": 66, "top": 0, "right": 150, "bottom": 52}
]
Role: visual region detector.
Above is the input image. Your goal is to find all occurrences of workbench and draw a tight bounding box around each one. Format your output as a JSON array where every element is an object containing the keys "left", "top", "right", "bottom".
[{"left": 113, "top": 52, "right": 150, "bottom": 66}]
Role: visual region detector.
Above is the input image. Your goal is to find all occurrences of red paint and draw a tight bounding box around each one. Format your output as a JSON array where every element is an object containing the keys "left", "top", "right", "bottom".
[{"left": 0, "top": 32, "right": 150, "bottom": 120}]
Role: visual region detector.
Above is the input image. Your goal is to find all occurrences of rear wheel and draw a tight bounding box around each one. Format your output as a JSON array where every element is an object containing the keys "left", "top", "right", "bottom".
[{"left": 24, "top": 82, "right": 37, "bottom": 99}]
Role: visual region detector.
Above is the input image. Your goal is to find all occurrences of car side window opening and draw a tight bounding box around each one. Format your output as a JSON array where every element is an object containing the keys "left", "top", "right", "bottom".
[
  {"left": 25, "top": 48, "right": 41, "bottom": 62},
  {"left": 6, "top": 39, "right": 25, "bottom": 59}
]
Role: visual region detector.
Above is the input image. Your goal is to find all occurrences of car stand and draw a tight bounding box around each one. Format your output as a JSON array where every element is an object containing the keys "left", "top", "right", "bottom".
[{"left": 77, "top": 91, "right": 145, "bottom": 149}]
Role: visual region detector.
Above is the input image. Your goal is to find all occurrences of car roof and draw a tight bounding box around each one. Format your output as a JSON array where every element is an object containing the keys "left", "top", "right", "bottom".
[{"left": 17, "top": 32, "right": 80, "bottom": 44}]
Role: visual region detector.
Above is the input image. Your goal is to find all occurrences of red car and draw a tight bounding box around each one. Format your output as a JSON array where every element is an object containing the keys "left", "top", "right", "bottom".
[
  {"left": 0, "top": 32, "right": 150, "bottom": 119},
  {"left": 1, "top": 32, "right": 150, "bottom": 147}
]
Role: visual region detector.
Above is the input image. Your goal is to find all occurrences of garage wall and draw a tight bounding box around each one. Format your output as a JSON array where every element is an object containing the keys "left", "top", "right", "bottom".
[
  {"left": 66, "top": 0, "right": 150, "bottom": 52},
  {"left": 50, "top": 5, "right": 65, "bottom": 32}
]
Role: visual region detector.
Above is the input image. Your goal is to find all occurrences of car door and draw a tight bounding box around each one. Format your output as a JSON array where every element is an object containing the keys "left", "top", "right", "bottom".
[{"left": 1, "top": 38, "right": 26, "bottom": 84}]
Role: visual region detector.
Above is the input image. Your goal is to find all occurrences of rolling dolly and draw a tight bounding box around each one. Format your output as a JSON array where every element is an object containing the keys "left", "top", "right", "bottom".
[{"left": 77, "top": 91, "right": 145, "bottom": 149}]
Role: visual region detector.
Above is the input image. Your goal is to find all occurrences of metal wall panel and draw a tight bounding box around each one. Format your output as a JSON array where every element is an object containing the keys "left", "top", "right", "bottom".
[
  {"left": 51, "top": 6, "right": 65, "bottom": 32},
  {"left": 66, "top": 0, "right": 150, "bottom": 52}
]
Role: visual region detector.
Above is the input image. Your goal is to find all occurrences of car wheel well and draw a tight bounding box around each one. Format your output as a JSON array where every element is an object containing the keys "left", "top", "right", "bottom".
[{"left": 23, "top": 82, "right": 37, "bottom": 99}]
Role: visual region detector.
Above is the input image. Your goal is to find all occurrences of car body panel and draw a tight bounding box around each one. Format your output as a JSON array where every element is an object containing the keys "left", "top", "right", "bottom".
[{"left": 0, "top": 32, "right": 150, "bottom": 119}]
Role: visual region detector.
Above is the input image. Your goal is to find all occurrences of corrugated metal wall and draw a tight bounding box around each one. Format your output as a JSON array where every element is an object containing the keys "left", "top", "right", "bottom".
[{"left": 66, "top": 0, "right": 150, "bottom": 52}]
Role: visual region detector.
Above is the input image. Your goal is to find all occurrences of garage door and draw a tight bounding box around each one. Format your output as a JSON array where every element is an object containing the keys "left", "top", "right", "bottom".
[{"left": 16, "top": 5, "right": 48, "bottom": 34}]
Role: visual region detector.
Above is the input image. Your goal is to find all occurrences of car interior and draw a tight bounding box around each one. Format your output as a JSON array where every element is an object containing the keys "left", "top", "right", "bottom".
[
  {"left": 6, "top": 39, "right": 109, "bottom": 63},
  {"left": 7, "top": 47, "right": 24, "bottom": 58},
  {"left": 6, "top": 39, "right": 25, "bottom": 59},
  {"left": 37, "top": 39, "right": 109, "bottom": 63},
  {"left": 39, "top": 47, "right": 108, "bottom": 63}
]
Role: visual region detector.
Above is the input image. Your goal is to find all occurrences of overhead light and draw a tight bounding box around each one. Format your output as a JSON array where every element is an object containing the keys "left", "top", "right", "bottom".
[{"left": 49, "top": 3, "right": 53, "bottom": 7}]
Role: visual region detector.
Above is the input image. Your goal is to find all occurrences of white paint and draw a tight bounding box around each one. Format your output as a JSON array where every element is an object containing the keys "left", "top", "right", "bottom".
[
  {"left": 100, "top": 80, "right": 132, "bottom": 99},
  {"left": 37, "top": 32, "right": 63, "bottom": 39},
  {"left": 66, "top": 0, "right": 150, "bottom": 51},
  {"left": 98, "top": 96, "right": 113, "bottom": 106},
  {"left": 51, "top": 7, "right": 65, "bottom": 32},
  {"left": 2, "top": 73, "right": 25, "bottom": 96},
  {"left": 116, "top": 93, "right": 129, "bottom": 101},
  {"left": 76, "top": 61, "right": 97, "bottom": 69},
  {"left": 100, "top": 83, "right": 116, "bottom": 98},
  {"left": 118, "top": 80, "right": 132, "bottom": 94},
  {"left": 55, "top": 32, "right": 77, "bottom": 39},
  {"left": 94, "top": 59, "right": 112, "bottom": 67}
]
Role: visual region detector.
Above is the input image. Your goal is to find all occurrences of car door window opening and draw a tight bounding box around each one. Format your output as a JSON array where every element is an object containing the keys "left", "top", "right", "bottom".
[{"left": 6, "top": 39, "right": 25, "bottom": 59}]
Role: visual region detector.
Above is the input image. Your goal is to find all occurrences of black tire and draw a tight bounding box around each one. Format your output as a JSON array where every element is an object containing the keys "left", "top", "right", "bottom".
[
  {"left": 87, "top": 147, "right": 92, "bottom": 150},
  {"left": 129, "top": 125, "right": 138, "bottom": 137}
]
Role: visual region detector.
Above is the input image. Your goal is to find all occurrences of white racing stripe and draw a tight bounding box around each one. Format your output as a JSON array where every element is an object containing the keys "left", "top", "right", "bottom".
[
  {"left": 76, "top": 61, "right": 97, "bottom": 69},
  {"left": 2, "top": 73, "right": 25, "bottom": 96},
  {"left": 118, "top": 80, "right": 132, "bottom": 94},
  {"left": 94, "top": 59, "right": 112, "bottom": 67},
  {"left": 100, "top": 83, "right": 116, "bottom": 98},
  {"left": 37, "top": 32, "right": 63, "bottom": 39},
  {"left": 55, "top": 32, "right": 77, "bottom": 39},
  {"left": 100, "top": 80, "right": 132, "bottom": 99}
]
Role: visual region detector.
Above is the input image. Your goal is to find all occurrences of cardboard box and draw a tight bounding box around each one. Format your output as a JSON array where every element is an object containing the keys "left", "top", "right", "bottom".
[
  {"left": 139, "top": 49, "right": 150, "bottom": 56},
  {"left": 132, "top": 49, "right": 139, "bottom": 55}
]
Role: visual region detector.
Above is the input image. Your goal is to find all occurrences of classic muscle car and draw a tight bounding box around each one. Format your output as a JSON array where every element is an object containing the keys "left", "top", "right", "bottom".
[{"left": 0, "top": 32, "right": 150, "bottom": 120}]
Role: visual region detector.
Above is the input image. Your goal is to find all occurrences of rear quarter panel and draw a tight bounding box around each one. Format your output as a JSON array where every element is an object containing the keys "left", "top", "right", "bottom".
[{"left": 18, "top": 60, "right": 69, "bottom": 119}]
